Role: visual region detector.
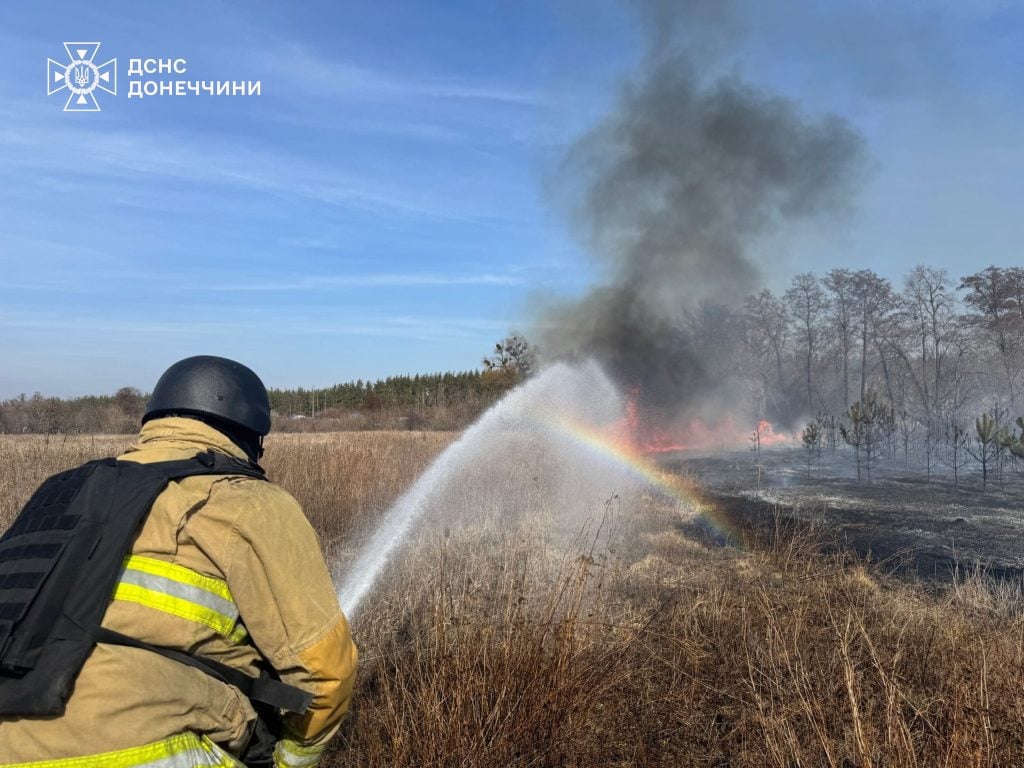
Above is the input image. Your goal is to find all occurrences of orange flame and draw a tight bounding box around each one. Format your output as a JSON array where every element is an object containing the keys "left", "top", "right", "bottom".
[
  {"left": 609, "top": 391, "right": 792, "bottom": 454},
  {"left": 754, "top": 419, "right": 790, "bottom": 447}
]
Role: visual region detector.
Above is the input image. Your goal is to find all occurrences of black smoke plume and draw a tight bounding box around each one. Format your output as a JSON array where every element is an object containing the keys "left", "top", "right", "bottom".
[{"left": 540, "top": 3, "right": 867, "bottom": 420}]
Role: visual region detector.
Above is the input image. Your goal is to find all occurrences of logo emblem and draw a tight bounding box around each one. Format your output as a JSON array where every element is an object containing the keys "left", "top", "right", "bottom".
[{"left": 47, "top": 43, "right": 116, "bottom": 112}]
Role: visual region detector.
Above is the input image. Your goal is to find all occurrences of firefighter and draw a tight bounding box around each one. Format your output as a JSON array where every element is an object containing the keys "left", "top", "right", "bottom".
[{"left": 0, "top": 355, "right": 357, "bottom": 767}]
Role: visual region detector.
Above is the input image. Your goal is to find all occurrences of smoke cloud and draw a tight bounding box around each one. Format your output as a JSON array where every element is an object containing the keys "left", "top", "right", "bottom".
[{"left": 540, "top": 1, "right": 867, "bottom": 419}]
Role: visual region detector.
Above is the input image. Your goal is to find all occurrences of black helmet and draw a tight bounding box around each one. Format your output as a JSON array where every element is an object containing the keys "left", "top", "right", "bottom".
[{"left": 144, "top": 355, "right": 271, "bottom": 436}]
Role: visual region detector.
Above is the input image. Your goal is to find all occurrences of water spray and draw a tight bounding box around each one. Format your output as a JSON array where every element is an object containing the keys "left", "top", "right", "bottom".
[{"left": 335, "top": 361, "right": 625, "bottom": 618}]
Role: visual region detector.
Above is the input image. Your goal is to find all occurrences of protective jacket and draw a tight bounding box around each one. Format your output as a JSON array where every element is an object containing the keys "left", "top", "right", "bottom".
[{"left": 0, "top": 417, "right": 357, "bottom": 767}]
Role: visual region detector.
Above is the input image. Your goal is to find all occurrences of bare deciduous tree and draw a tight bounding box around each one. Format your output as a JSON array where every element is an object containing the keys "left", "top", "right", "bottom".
[
  {"left": 961, "top": 266, "right": 1024, "bottom": 409},
  {"left": 785, "top": 272, "right": 829, "bottom": 414},
  {"left": 744, "top": 289, "right": 790, "bottom": 421},
  {"left": 904, "top": 266, "right": 956, "bottom": 417},
  {"left": 824, "top": 268, "right": 857, "bottom": 408},
  {"left": 851, "top": 269, "right": 893, "bottom": 405}
]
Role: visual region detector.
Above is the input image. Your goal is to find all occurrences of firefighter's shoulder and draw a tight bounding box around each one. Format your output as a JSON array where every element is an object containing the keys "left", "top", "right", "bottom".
[{"left": 208, "top": 474, "right": 315, "bottom": 540}]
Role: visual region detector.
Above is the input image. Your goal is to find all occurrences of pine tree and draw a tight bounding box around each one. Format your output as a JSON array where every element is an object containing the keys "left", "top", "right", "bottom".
[
  {"left": 801, "top": 420, "right": 822, "bottom": 476},
  {"left": 967, "top": 410, "right": 1003, "bottom": 491},
  {"left": 840, "top": 391, "right": 886, "bottom": 482}
]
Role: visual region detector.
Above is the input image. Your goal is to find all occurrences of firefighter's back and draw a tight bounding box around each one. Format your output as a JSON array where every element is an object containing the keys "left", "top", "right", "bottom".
[{"left": 0, "top": 418, "right": 274, "bottom": 765}]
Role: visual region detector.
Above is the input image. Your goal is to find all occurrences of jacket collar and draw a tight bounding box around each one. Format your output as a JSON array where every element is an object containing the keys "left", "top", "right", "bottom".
[{"left": 132, "top": 416, "right": 250, "bottom": 461}]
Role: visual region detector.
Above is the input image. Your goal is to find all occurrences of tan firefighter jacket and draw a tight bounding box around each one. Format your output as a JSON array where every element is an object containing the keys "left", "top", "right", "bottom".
[{"left": 0, "top": 417, "right": 358, "bottom": 767}]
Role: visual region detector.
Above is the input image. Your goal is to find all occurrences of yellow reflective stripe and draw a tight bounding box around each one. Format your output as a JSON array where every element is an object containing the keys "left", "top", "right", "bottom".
[
  {"left": 226, "top": 622, "right": 249, "bottom": 644},
  {"left": 119, "top": 569, "right": 238, "bottom": 621},
  {"left": 112, "top": 556, "right": 246, "bottom": 643},
  {"left": 2, "top": 732, "right": 240, "bottom": 768},
  {"left": 124, "top": 556, "right": 233, "bottom": 602},
  {"left": 113, "top": 582, "right": 239, "bottom": 638},
  {"left": 273, "top": 739, "right": 324, "bottom": 768}
]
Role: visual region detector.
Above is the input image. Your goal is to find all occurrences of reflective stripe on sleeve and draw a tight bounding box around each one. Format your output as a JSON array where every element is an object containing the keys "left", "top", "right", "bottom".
[
  {"left": 2, "top": 732, "right": 240, "bottom": 768},
  {"left": 273, "top": 739, "right": 324, "bottom": 768},
  {"left": 112, "top": 555, "right": 247, "bottom": 644}
]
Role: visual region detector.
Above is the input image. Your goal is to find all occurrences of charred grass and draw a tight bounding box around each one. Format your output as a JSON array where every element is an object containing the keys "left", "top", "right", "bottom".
[{"left": 2, "top": 434, "right": 1023, "bottom": 766}]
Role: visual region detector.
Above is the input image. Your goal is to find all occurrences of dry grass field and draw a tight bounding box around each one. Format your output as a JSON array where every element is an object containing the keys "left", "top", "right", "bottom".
[{"left": 3, "top": 432, "right": 1024, "bottom": 767}]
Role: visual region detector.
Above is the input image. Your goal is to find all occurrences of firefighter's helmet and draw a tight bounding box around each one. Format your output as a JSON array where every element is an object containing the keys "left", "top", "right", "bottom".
[{"left": 144, "top": 355, "right": 271, "bottom": 437}]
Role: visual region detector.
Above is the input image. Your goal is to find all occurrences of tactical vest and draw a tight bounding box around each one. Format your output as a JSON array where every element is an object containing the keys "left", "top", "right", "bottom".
[{"left": 0, "top": 450, "right": 311, "bottom": 719}]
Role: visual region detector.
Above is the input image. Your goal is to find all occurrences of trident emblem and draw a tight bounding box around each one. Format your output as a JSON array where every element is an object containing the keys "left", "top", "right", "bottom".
[{"left": 47, "top": 43, "right": 117, "bottom": 112}]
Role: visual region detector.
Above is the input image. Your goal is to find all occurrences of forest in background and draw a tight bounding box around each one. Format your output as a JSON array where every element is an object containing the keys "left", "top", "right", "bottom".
[
  {"left": 5, "top": 264, "right": 1024, "bottom": 487},
  {"left": 0, "top": 369, "right": 517, "bottom": 435},
  {"left": 0, "top": 335, "right": 535, "bottom": 435}
]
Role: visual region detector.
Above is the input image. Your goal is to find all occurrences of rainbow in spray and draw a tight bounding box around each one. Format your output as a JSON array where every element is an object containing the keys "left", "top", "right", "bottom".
[{"left": 544, "top": 416, "right": 748, "bottom": 547}]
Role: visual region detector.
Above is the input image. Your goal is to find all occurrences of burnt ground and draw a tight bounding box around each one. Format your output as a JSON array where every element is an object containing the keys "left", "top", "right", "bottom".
[{"left": 659, "top": 447, "right": 1024, "bottom": 584}]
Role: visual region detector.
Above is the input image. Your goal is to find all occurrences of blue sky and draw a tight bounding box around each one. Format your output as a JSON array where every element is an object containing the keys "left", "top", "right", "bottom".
[{"left": 0, "top": 1, "right": 1022, "bottom": 397}]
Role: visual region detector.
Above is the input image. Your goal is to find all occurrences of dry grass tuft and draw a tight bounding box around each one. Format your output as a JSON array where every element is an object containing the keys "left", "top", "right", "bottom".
[
  {"left": 260, "top": 431, "right": 456, "bottom": 561},
  {"left": 0, "top": 434, "right": 134, "bottom": 530}
]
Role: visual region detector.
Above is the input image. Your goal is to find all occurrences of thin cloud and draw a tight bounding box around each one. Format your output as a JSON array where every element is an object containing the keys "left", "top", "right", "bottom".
[
  {"left": 0, "top": 308, "right": 513, "bottom": 343},
  {"left": 263, "top": 43, "right": 542, "bottom": 106},
  {"left": 0, "top": 103, "right": 508, "bottom": 223},
  {"left": 194, "top": 273, "right": 526, "bottom": 291}
]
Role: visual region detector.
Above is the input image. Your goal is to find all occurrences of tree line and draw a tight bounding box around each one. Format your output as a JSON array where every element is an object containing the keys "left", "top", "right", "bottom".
[
  {"left": 729, "top": 265, "right": 1024, "bottom": 486},
  {"left": 0, "top": 364, "right": 527, "bottom": 435},
  {"left": 0, "top": 388, "right": 147, "bottom": 435}
]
